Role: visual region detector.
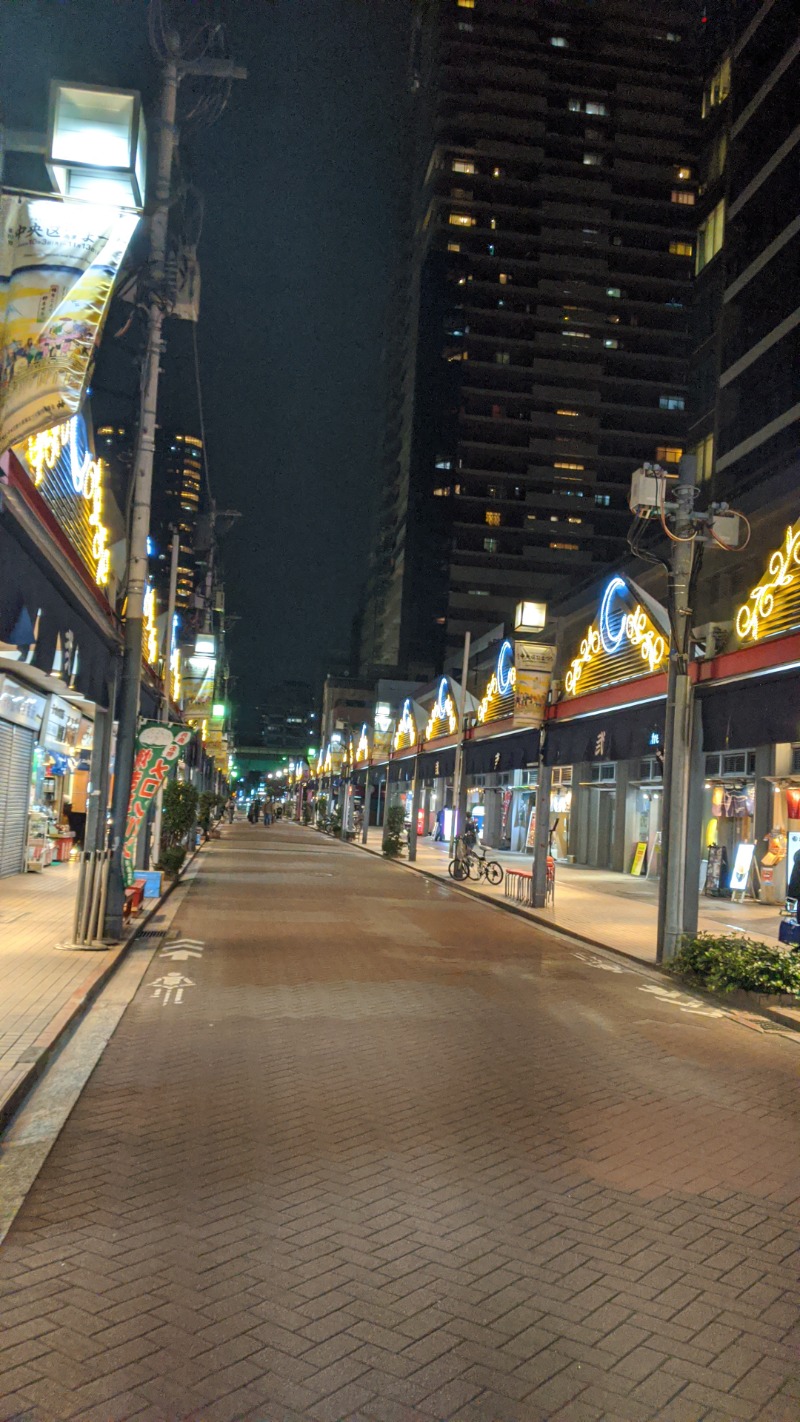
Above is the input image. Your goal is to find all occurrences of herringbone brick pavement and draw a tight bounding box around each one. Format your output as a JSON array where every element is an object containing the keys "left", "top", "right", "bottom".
[{"left": 0, "top": 824, "right": 798, "bottom": 1422}]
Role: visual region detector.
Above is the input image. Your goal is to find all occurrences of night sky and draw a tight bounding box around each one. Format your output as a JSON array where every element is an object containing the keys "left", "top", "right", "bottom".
[{"left": 1, "top": 0, "right": 410, "bottom": 739}]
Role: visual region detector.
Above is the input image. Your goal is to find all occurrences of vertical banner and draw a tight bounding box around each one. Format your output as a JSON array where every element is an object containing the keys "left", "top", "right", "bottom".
[
  {"left": 123, "top": 721, "right": 194, "bottom": 886},
  {"left": 514, "top": 642, "right": 556, "bottom": 727},
  {"left": 0, "top": 195, "right": 138, "bottom": 451}
]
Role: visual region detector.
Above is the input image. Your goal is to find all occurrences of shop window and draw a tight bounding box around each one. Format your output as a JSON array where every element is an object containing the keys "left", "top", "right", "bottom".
[
  {"left": 696, "top": 199, "right": 725, "bottom": 274},
  {"left": 639, "top": 757, "right": 663, "bottom": 781},
  {"left": 591, "top": 763, "right": 616, "bottom": 782},
  {"left": 792, "top": 747, "right": 800, "bottom": 774},
  {"left": 671, "top": 189, "right": 695, "bottom": 205}
]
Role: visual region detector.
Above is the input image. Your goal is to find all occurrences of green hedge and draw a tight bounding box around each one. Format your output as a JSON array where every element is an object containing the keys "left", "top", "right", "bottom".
[{"left": 668, "top": 932, "right": 800, "bottom": 998}]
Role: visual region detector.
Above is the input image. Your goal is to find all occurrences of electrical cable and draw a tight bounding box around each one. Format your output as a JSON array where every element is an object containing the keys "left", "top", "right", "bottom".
[{"left": 657, "top": 467, "right": 697, "bottom": 544}]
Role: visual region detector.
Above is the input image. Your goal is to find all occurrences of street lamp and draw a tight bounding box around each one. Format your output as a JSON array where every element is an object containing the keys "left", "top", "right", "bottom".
[{"left": 46, "top": 81, "right": 146, "bottom": 210}]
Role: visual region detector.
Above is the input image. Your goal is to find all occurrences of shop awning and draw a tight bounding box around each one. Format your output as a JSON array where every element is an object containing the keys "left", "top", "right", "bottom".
[
  {"left": 465, "top": 727, "right": 540, "bottom": 774},
  {"left": 698, "top": 671, "right": 800, "bottom": 751},
  {"left": 544, "top": 700, "right": 665, "bottom": 766}
]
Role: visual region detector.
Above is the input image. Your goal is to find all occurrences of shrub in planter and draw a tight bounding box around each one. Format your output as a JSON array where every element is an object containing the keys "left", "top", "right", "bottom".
[
  {"left": 669, "top": 931, "right": 800, "bottom": 998},
  {"left": 158, "top": 844, "right": 187, "bottom": 880},
  {"left": 382, "top": 805, "right": 406, "bottom": 858}
]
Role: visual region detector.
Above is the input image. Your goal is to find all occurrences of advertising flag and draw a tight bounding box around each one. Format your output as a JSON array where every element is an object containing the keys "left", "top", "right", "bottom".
[
  {"left": 0, "top": 195, "right": 138, "bottom": 452},
  {"left": 514, "top": 641, "right": 557, "bottom": 727},
  {"left": 123, "top": 721, "right": 194, "bottom": 886}
]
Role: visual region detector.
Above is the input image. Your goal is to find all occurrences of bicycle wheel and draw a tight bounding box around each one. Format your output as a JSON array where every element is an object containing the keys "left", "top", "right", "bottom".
[
  {"left": 485, "top": 860, "right": 504, "bottom": 886},
  {"left": 448, "top": 857, "right": 468, "bottom": 880}
]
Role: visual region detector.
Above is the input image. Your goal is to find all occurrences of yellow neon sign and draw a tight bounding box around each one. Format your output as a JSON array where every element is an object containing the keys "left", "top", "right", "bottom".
[
  {"left": 565, "top": 578, "right": 668, "bottom": 696},
  {"left": 735, "top": 523, "right": 800, "bottom": 643},
  {"left": 143, "top": 585, "right": 159, "bottom": 667},
  {"left": 23, "top": 418, "right": 111, "bottom": 587},
  {"left": 425, "top": 678, "right": 458, "bottom": 739},
  {"left": 355, "top": 725, "right": 370, "bottom": 762},
  {"left": 393, "top": 700, "right": 418, "bottom": 751}
]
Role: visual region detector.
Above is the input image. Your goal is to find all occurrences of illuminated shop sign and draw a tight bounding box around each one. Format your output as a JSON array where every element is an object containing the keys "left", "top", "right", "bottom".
[
  {"left": 477, "top": 639, "right": 516, "bottom": 724},
  {"left": 393, "top": 699, "right": 418, "bottom": 751},
  {"left": 425, "top": 677, "right": 458, "bottom": 739},
  {"left": 355, "top": 724, "right": 370, "bottom": 763},
  {"left": 735, "top": 521, "right": 800, "bottom": 644},
  {"left": 19, "top": 415, "right": 111, "bottom": 585},
  {"left": 564, "top": 577, "right": 669, "bottom": 698}
]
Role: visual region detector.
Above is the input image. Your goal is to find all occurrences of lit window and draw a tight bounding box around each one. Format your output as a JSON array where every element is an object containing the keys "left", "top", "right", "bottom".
[
  {"left": 492, "top": 167, "right": 502, "bottom": 178},
  {"left": 489, "top": 217, "right": 497, "bottom": 230},
  {"left": 674, "top": 165, "right": 692, "bottom": 181},
  {"left": 659, "top": 395, "right": 685, "bottom": 410},
  {"left": 669, "top": 240, "right": 693, "bottom": 256},
  {"left": 567, "top": 517, "right": 583, "bottom": 525},
  {"left": 433, "top": 486, "right": 451, "bottom": 497},
  {"left": 499, "top": 272, "right": 509, "bottom": 284},
  {"left": 484, "top": 537, "right": 498, "bottom": 553},
  {"left": 554, "top": 461, "right": 584, "bottom": 471},
  {"left": 583, "top": 153, "right": 601, "bottom": 166},
  {"left": 449, "top": 212, "right": 475, "bottom": 226},
  {"left": 606, "top": 287, "right": 621, "bottom": 298},
  {"left": 452, "top": 159, "right": 475, "bottom": 174},
  {"left": 702, "top": 55, "right": 731, "bottom": 118},
  {"left": 604, "top": 338, "right": 618, "bottom": 349},
  {"left": 435, "top": 458, "right": 452, "bottom": 470},
  {"left": 563, "top": 329, "right": 590, "bottom": 339},
  {"left": 550, "top": 541, "right": 579, "bottom": 550},
  {"left": 485, "top": 510, "right": 501, "bottom": 526},
  {"left": 595, "top": 493, "right": 611, "bottom": 507},
  {"left": 550, "top": 515, "right": 558, "bottom": 522},
  {"left": 494, "top": 351, "right": 510, "bottom": 364},
  {"left": 568, "top": 98, "right": 581, "bottom": 112},
  {"left": 695, "top": 200, "right": 725, "bottom": 274},
  {"left": 551, "top": 36, "right": 568, "bottom": 47},
  {"left": 655, "top": 446, "right": 683, "bottom": 463},
  {"left": 556, "top": 408, "right": 580, "bottom": 417},
  {"left": 469, "top": 589, "right": 489, "bottom": 596},
  {"left": 457, "top": 0, "right": 475, "bottom": 7},
  {"left": 448, "top": 242, "right": 461, "bottom": 253},
  {"left": 671, "top": 190, "right": 695, "bottom": 205},
  {"left": 585, "top": 101, "right": 607, "bottom": 116},
  {"left": 693, "top": 433, "right": 714, "bottom": 483}
]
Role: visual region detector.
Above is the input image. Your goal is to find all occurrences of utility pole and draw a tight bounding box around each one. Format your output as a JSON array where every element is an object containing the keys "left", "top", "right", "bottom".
[
  {"left": 151, "top": 528, "right": 180, "bottom": 865},
  {"left": 104, "top": 43, "right": 245, "bottom": 939},
  {"left": 449, "top": 631, "right": 471, "bottom": 855},
  {"left": 531, "top": 736, "right": 552, "bottom": 909},
  {"left": 657, "top": 455, "right": 697, "bottom": 962}
]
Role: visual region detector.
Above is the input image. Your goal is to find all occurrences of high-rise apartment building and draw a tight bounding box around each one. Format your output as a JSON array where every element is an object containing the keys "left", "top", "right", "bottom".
[
  {"left": 365, "top": 0, "right": 699, "bottom": 673},
  {"left": 151, "top": 430, "right": 204, "bottom": 611},
  {"left": 688, "top": 0, "right": 799, "bottom": 511}
]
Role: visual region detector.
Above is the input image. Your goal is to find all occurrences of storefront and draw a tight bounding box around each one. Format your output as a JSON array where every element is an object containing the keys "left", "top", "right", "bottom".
[{"left": 0, "top": 674, "right": 47, "bottom": 877}]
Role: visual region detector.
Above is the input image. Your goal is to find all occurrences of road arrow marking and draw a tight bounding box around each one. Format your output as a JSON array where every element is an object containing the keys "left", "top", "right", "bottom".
[{"left": 159, "top": 947, "right": 203, "bottom": 961}]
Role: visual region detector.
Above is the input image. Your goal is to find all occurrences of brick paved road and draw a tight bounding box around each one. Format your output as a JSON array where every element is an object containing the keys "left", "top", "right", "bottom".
[{"left": 1, "top": 824, "right": 798, "bottom": 1422}]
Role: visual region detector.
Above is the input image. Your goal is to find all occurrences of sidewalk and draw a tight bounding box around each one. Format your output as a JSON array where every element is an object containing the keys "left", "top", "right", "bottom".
[{"left": 0, "top": 854, "right": 178, "bottom": 1133}]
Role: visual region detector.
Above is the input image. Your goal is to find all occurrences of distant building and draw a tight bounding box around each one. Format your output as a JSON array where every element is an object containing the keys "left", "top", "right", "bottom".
[
  {"left": 151, "top": 430, "right": 203, "bottom": 610},
  {"left": 260, "top": 681, "right": 318, "bottom": 757},
  {"left": 364, "top": 0, "right": 700, "bottom": 673}
]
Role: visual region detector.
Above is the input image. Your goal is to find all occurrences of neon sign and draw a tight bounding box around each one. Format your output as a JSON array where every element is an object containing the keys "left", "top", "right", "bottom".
[
  {"left": 425, "top": 677, "right": 458, "bottom": 739},
  {"left": 356, "top": 724, "right": 370, "bottom": 762},
  {"left": 22, "top": 416, "right": 111, "bottom": 586},
  {"left": 565, "top": 577, "right": 668, "bottom": 697},
  {"left": 393, "top": 699, "right": 418, "bottom": 751},
  {"left": 477, "top": 639, "right": 516, "bottom": 724},
  {"left": 735, "top": 522, "right": 800, "bottom": 644},
  {"left": 143, "top": 584, "right": 159, "bottom": 667}
]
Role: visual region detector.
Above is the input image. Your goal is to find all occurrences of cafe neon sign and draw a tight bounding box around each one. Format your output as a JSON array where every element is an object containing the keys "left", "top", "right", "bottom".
[
  {"left": 393, "top": 699, "right": 418, "bottom": 751},
  {"left": 477, "top": 639, "right": 516, "bottom": 723},
  {"left": 565, "top": 577, "right": 668, "bottom": 696},
  {"left": 355, "top": 724, "right": 370, "bottom": 762},
  {"left": 23, "top": 417, "right": 111, "bottom": 586},
  {"left": 425, "top": 677, "right": 458, "bottom": 739},
  {"left": 735, "top": 521, "right": 800, "bottom": 644}
]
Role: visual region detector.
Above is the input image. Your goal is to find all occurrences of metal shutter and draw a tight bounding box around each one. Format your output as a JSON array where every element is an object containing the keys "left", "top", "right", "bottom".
[{"left": 0, "top": 722, "right": 35, "bottom": 878}]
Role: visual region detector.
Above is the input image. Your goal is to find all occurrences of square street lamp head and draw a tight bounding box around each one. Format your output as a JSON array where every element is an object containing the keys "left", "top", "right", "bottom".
[
  {"left": 47, "top": 81, "right": 147, "bottom": 211},
  {"left": 514, "top": 600, "right": 547, "bottom": 634}
]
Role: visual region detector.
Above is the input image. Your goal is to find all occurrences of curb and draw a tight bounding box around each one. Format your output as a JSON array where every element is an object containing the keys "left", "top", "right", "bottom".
[
  {"left": 0, "top": 838, "right": 208, "bottom": 1138},
  {"left": 347, "top": 834, "right": 800, "bottom": 1036}
]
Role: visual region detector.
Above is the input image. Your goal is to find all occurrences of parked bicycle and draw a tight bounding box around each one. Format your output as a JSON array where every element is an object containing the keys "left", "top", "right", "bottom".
[{"left": 448, "top": 836, "right": 504, "bottom": 886}]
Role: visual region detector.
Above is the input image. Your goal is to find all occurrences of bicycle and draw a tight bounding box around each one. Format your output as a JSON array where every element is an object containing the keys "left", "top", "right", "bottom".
[{"left": 448, "top": 838, "right": 504, "bottom": 886}]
